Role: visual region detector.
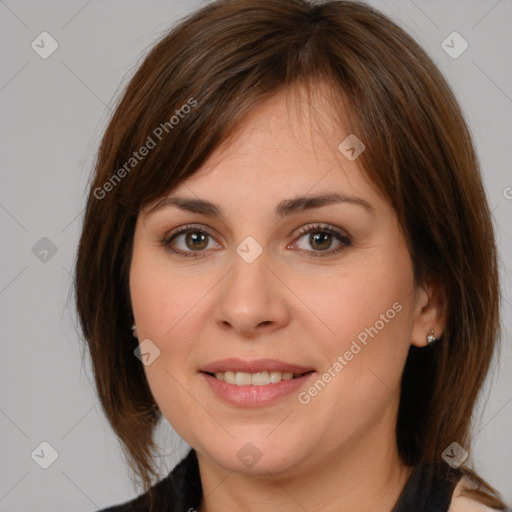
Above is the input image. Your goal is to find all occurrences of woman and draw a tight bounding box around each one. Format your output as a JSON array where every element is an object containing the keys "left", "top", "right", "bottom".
[{"left": 74, "top": 0, "right": 511, "bottom": 510}]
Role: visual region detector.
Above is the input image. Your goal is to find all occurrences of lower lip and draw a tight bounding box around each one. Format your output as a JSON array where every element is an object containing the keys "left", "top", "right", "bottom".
[{"left": 201, "top": 372, "right": 315, "bottom": 407}]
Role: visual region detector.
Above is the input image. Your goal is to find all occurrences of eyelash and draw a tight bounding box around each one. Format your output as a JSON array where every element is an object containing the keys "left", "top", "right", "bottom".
[{"left": 159, "top": 223, "right": 352, "bottom": 259}]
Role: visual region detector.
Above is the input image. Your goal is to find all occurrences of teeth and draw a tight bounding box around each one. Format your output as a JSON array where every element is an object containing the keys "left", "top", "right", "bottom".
[
  {"left": 224, "top": 371, "right": 236, "bottom": 384},
  {"left": 269, "top": 371, "right": 281, "bottom": 384},
  {"left": 212, "top": 370, "right": 301, "bottom": 385},
  {"left": 251, "top": 371, "right": 270, "bottom": 386},
  {"left": 235, "top": 372, "right": 252, "bottom": 385}
]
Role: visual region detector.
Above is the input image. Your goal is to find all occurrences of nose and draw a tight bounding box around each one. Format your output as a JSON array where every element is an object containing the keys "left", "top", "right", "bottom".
[{"left": 212, "top": 248, "right": 290, "bottom": 339}]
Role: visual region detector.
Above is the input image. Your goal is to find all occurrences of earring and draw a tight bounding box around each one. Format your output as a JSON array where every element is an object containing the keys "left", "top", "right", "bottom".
[
  {"left": 131, "top": 325, "right": 137, "bottom": 337},
  {"left": 426, "top": 329, "right": 437, "bottom": 345}
]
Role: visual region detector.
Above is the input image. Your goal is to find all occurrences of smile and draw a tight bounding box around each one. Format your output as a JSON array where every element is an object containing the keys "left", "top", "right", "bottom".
[
  {"left": 199, "top": 359, "right": 316, "bottom": 407},
  {"left": 209, "top": 370, "right": 309, "bottom": 385}
]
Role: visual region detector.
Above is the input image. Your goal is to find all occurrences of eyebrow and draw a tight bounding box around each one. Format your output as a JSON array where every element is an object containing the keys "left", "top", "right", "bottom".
[{"left": 145, "top": 191, "right": 375, "bottom": 219}]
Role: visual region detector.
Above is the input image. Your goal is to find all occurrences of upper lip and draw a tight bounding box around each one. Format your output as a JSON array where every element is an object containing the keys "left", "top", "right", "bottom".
[{"left": 200, "top": 358, "right": 314, "bottom": 374}]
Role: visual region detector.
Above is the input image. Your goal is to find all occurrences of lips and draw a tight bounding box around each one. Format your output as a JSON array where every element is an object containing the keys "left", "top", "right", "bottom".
[
  {"left": 199, "top": 358, "right": 315, "bottom": 406},
  {"left": 200, "top": 358, "right": 313, "bottom": 374}
]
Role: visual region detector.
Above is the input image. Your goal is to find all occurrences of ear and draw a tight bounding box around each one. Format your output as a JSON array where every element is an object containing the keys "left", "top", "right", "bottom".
[{"left": 411, "top": 276, "right": 447, "bottom": 347}]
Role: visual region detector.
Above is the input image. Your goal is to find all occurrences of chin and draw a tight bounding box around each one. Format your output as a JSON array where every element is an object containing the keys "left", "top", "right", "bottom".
[{"left": 196, "top": 434, "right": 311, "bottom": 476}]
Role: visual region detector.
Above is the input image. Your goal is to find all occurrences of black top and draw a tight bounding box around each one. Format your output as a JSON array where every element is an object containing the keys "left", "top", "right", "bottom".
[{"left": 97, "top": 449, "right": 470, "bottom": 512}]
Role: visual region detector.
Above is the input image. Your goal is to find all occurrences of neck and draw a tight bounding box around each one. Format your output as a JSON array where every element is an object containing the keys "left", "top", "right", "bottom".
[{"left": 195, "top": 408, "right": 412, "bottom": 512}]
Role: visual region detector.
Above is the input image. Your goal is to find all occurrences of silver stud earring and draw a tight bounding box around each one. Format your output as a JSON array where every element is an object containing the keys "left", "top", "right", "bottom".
[
  {"left": 131, "top": 325, "right": 137, "bottom": 337},
  {"left": 426, "top": 329, "right": 437, "bottom": 345}
]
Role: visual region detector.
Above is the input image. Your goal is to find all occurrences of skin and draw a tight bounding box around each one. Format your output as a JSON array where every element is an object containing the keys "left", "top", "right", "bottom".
[{"left": 129, "top": 88, "right": 446, "bottom": 512}]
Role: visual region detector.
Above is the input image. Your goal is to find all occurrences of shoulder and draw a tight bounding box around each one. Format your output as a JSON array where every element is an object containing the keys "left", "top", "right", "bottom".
[
  {"left": 95, "top": 487, "right": 158, "bottom": 512},
  {"left": 94, "top": 474, "right": 175, "bottom": 512},
  {"left": 448, "top": 476, "right": 508, "bottom": 512},
  {"left": 95, "top": 449, "right": 202, "bottom": 512}
]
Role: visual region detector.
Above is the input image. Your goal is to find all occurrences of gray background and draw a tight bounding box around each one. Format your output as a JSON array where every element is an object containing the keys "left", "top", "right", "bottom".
[{"left": 0, "top": 0, "right": 511, "bottom": 510}]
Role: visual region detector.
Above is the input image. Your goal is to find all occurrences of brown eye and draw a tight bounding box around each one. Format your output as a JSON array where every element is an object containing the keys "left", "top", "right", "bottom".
[
  {"left": 292, "top": 223, "right": 352, "bottom": 258},
  {"left": 308, "top": 232, "right": 333, "bottom": 251},
  {"left": 160, "top": 225, "right": 220, "bottom": 258},
  {"left": 184, "top": 231, "right": 209, "bottom": 251},
  {"left": 160, "top": 223, "right": 351, "bottom": 259}
]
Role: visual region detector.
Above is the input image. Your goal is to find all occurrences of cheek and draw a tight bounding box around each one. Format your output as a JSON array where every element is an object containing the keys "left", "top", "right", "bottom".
[
  {"left": 129, "top": 243, "right": 206, "bottom": 340},
  {"left": 129, "top": 242, "right": 219, "bottom": 404},
  {"left": 309, "top": 248, "right": 416, "bottom": 397},
  {"left": 129, "top": 248, "right": 204, "bottom": 441},
  {"left": 300, "top": 287, "right": 414, "bottom": 438},
  {"left": 309, "top": 258, "right": 414, "bottom": 354}
]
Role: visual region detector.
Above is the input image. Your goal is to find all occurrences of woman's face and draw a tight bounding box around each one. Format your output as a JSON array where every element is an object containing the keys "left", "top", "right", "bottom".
[{"left": 129, "top": 90, "right": 435, "bottom": 476}]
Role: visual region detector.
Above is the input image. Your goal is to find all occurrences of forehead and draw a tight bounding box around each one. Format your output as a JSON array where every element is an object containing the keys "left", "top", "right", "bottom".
[{"left": 147, "top": 88, "right": 386, "bottom": 214}]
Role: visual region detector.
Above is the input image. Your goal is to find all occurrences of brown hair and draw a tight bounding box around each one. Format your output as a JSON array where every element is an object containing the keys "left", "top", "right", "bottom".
[{"left": 74, "top": 0, "right": 507, "bottom": 509}]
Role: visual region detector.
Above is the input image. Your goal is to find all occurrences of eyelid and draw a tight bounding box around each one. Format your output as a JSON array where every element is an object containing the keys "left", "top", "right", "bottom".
[
  {"left": 289, "top": 223, "right": 352, "bottom": 257},
  {"left": 292, "top": 222, "right": 350, "bottom": 241},
  {"left": 159, "top": 223, "right": 222, "bottom": 252},
  {"left": 159, "top": 222, "right": 352, "bottom": 258}
]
